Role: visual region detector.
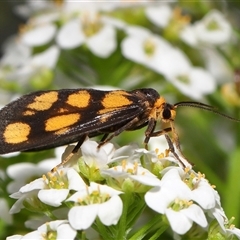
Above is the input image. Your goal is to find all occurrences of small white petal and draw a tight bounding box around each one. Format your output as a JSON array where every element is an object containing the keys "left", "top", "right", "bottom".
[
  {"left": 146, "top": 5, "right": 172, "bottom": 28},
  {"left": 6, "top": 235, "right": 23, "bottom": 240},
  {"left": 67, "top": 190, "right": 87, "bottom": 202},
  {"left": 67, "top": 169, "right": 86, "bottom": 191},
  {"left": 90, "top": 182, "right": 122, "bottom": 196},
  {"left": 56, "top": 19, "right": 84, "bottom": 49},
  {"left": 145, "top": 186, "right": 168, "bottom": 214},
  {"left": 57, "top": 223, "right": 77, "bottom": 239},
  {"left": 0, "top": 198, "right": 12, "bottom": 224},
  {"left": 81, "top": 140, "right": 108, "bottom": 168},
  {"left": 38, "top": 189, "right": 69, "bottom": 207},
  {"left": 31, "top": 45, "right": 60, "bottom": 69},
  {"left": 181, "top": 204, "right": 207, "bottom": 228},
  {"left": 7, "top": 163, "right": 38, "bottom": 179},
  {"left": 210, "top": 207, "right": 226, "bottom": 231},
  {"left": 180, "top": 25, "right": 198, "bottom": 47},
  {"left": 125, "top": 26, "right": 151, "bottom": 38},
  {"left": 68, "top": 205, "right": 98, "bottom": 230},
  {"left": 98, "top": 195, "right": 123, "bottom": 225},
  {"left": 191, "top": 180, "right": 216, "bottom": 209},
  {"left": 21, "top": 231, "right": 42, "bottom": 239},
  {"left": 157, "top": 48, "right": 191, "bottom": 77},
  {"left": 19, "top": 178, "right": 45, "bottom": 193},
  {"left": 130, "top": 175, "right": 161, "bottom": 186},
  {"left": 21, "top": 23, "right": 56, "bottom": 46},
  {"left": 166, "top": 209, "right": 192, "bottom": 235},
  {"left": 87, "top": 25, "right": 116, "bottom": 58}
]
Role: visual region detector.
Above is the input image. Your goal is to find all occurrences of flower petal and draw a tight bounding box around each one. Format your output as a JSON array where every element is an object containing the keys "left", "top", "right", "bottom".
[
  {"left": 87, "top": 25, "right": 116, "bottom": 58},
  {"left": 68, "top": 205, "right": 98, "bottom": 230},
  {"left": 38, "top": 189, "right": 69, "bottom": 207},
  {"left": 98, "top": 195, "right": 123, "bottom": 225},
  {"left": 166, "top": 208, "right": 192, "bottom": 235},
  {"left": 181, "top": 204, "right": 207, "bottom": 228},
  {"left": 21, "top": 23, "right": 56, "bottom": 46},
  {"left": 57, "top": 19, "right": 84, "bottom": 49}
]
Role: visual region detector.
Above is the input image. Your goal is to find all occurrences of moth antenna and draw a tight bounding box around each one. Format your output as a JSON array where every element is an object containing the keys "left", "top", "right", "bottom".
[{"left": 174, "top": 101, "right": 240, "bottom": 122}]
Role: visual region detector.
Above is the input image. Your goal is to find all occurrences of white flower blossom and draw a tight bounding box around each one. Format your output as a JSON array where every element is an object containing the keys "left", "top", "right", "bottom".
[
  {"left": 181, "top": 10, "right": 232, "bottom": 46},
  {"left": 121, "top": 26, "right": 173, "bottom": 73},
  {"left": 81, "top": 139, "right": 115, "bottom": 169},
  {"left": 67, "top": 182, "right": 123, "bottom": 230},
  {"left": 56, "top": 11, "right": 117, "bottom": 58},
  {"left": 7, "top": 220, "right": 76, "bottom": 240},
  {"left": 165, "top": 65, "right": 216, "bottom": 100},
  {"left": 1, "top": 45, "right": 59, "bottom": 87},
  {"left": 9, "top": 168, "right": 86, "bottom": 213},
  {"left": 38, "top": 168, "right": 86, "bottom": 207},
  {"left": 102, "top": 161, "right": 160, "bottom": 190},
  {"left": 145, "top": 168, "right": 209, "bottom": 235},
  {"left": 0, "top": 37, "right": 31, "bottom": 68}
]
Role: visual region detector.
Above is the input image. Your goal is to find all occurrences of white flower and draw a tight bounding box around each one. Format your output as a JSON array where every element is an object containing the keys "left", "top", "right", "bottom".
[
  {"left": 21, "top": 23, "right": 57, "bottom": 47},
  {"left": 166, "top": 66, "right": 216, "bottom": 100},
  {"left": 145, "top": 168, "right": 208, "bottom": 235},
  {"left": 81, "top": 139, "right": 137, "bottom": 167},
  {"left": 10, "top": 168, "right": 86, "bottom": 213},
  {"left": 18, "top": 45, "right": 59, "bottom": 79},
  {"left": 38, "top": 168, "right": 86, "bottom": 207},
  {"left": 2, "top": 45, "right": 59, "bottom": 87},
  {"left": 181, "top": 10, "right": 232, "bottom": 46},
  {"left": 145, "top": 4, "right": 172, "bottom": 28},
  {"left": 121, "top": 25, "right": 216, "bottom": 101},
  {"left": 158, "top": 47, "right": 216, "bottom": 100},
  {"left": 226, "top": 226, "right": 240, "bottom": 239},
  {"left": 7, "top": 220, "right": 76, "bottom": 240},
  {"left": 121, "top": 26, "right": 173, "bottom": 73},
  {"left": 0, "top": 37, "right": 31, "bottom": 68},
  {"left": 203, "top": 48, "right": 233, "bottom": 83},
  {"left": 195, "top": 10, "right": 232, "bottom": 45},
  {"left": 81, "top": 139, "right": 115, "bottom": 169},
  {"left": 6, "top": 146, "right": 64, "bottom": 194},
  {"left": 56, "top": 11, "right": 116, "bottom": 58},
  {"left": 190, "top": 177, "right": 217, "bottom": 210},
  {"left": 67, "top": 182, "right": 123, "bottom": 230},
  {"left": 78, "top": 139, "right": 139, "bottom": 182},
  {"left": 102, "top": 161, "right": 160, "bottom": 191}
]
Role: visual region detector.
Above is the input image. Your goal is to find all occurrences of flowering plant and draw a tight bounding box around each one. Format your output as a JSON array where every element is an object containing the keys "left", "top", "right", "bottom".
[
  {"left": 5, "top": 139, "right": 240, "bottom": 239},
  {"left": 1, "top": 1, "right": 240, "bottom": 239}
]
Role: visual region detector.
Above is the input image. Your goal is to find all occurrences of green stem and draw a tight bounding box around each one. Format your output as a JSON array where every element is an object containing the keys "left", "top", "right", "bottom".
[
  {"left": 117, "top": 192, "right": 132, "bottom": 239},
  {"left": 129, "top": 214, "right": 168, "bottom": 240}
]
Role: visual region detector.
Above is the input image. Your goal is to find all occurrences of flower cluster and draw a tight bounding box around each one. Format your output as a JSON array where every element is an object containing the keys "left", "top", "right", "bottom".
[
  {"left": 6, "top": 139, "right": 240, "bottom": 239},
  {"left": 0, "top": 1, "right": 236, "bottom": 101}
]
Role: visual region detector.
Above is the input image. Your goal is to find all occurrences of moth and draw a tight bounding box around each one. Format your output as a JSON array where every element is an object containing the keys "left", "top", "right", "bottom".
[{"left": 0, "top": 88, "right": 238, "bottom": 167}]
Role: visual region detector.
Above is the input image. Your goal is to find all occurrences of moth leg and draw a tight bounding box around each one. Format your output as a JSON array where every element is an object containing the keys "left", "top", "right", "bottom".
[
  {"left": 100, "top": 133, "right": 109, "bottom": 143},
  {"left": 144, "top": 118, "right": 156, "bottom": 150},
  {"left": 98, "top": 116, "right": 140, "bottom": 148},
  {"left": 148, "top": 121, "right": 192, "bottom": 168},
  {"left": 52, "top": 134, "right": 87, "bottom": 171},
  {"left": 164, "top": 134, "right": 186, "bottom": 168}
]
